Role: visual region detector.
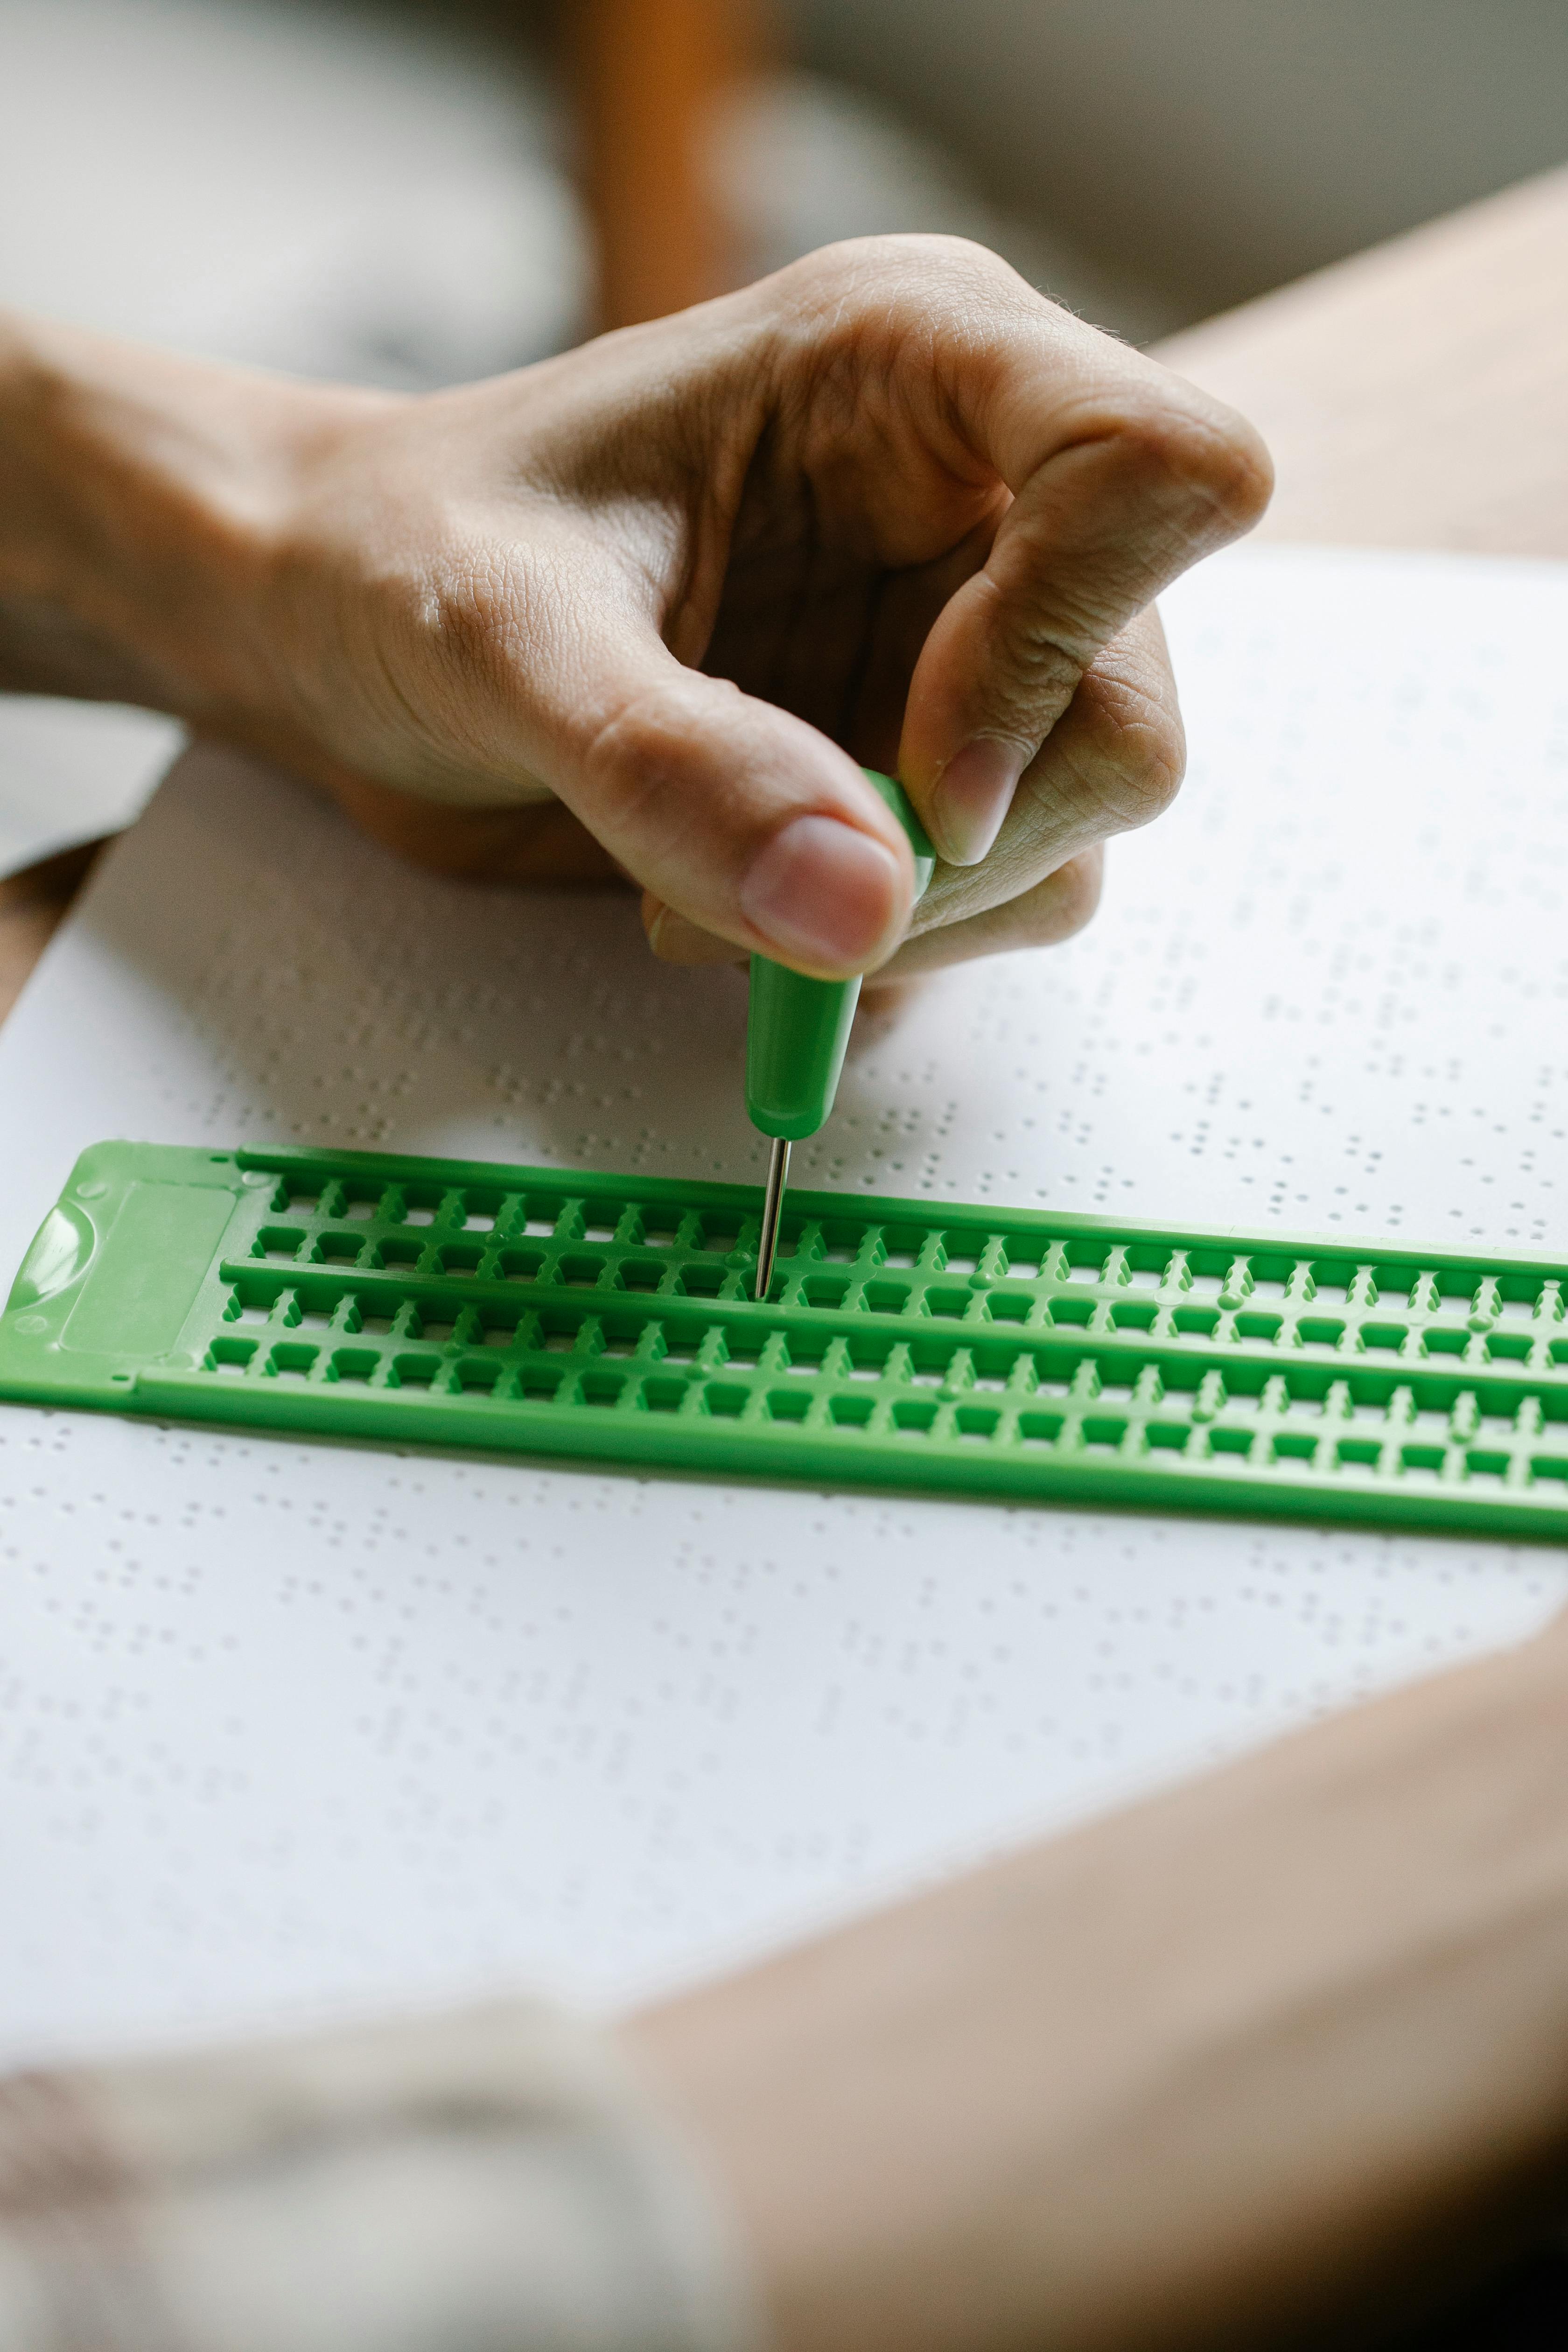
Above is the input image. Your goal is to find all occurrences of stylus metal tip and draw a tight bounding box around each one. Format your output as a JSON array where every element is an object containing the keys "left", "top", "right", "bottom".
[{"left": 756, "top": 1136, "right": 791, "bottom": 1301}]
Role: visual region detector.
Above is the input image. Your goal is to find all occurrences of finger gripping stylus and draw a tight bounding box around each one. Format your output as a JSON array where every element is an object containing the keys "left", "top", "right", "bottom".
[{"left": 747, "top": 770, "right": 935, "bottom": 1295}]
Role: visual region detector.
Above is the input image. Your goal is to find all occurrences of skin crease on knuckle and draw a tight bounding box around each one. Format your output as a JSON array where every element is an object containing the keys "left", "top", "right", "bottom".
[
  {"left": 1038, "top": 647, "right": 1187, "bottom": 837},
  {"left": 760, "top": 247, "right": 1036, "bottom": 531},
  {"left": 581, "top": 684, "right": 741, "bottom": 864}
]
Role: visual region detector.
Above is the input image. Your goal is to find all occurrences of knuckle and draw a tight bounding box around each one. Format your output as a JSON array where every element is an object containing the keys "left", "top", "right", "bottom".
[
  {"left": 875, "top": 231, "right": 1019, "bottom": 284},
  {"left": 788, "top": 231, "right": 1014, "bottom": 297},
  {"left": 1119, "top": 701, "right": 1186, "bottom": 824},
  {"left": 403, "top": 544, "right": 521, "bottom": 701},
  {"left": 1067, "top": 658, "right": 1187, "bottom": 831},
  {"left": 771, "top": 234, "right": 1030, "bottom": 386},
  {"left": 579, "top": 691, "right": 690, "bottom": 867},
  {"left": 986, "top": 593, "right": 1084, "bottom": 734},
  {"left": 581, "top": 675, "right": 763, "bottom": 889},
  {"left": 585, "top": 687, "right": 679, "bottom": 787},
  {"left": 584, "top": 676, "right": 713, "bottom": 814},
  {"left": 1119, "top": 398, "right": 1274, "bottom": 538}
]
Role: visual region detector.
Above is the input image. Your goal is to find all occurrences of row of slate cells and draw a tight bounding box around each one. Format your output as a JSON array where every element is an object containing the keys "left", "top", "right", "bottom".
[
  {"left": 265, "top": 1172, "right": 952, "bottom": 1266},
  {"left": 1073, "top": 1420, "right": 1568, "bottom": 1488},
  {"left": 205, "top": 1334, "right": 561, "bottom": 1393},
  {"left": 217, "top": 1262, "right": 1568, "bottom": 1395},
  {"left": 1052, "top": 1240, "right": 1567, "bottom": 1323},
  {"left": 743, "top": 1269, "right": 1568, "bottom": 1344},
  {"left": 251, "top": 1218, "right": 1568, "bottom": 1332},
  {"left": 194, "top": 1334, "right": 1124, "bottom": 1441},
  {"left": 241, "top": 1232, "right": 1510, "bottom": 1331},
  {"left": 262, "top": 1172, "right": 1222, "bottom": 1284},
  {"left": 255, "top": 1163, "right": 1568, "bottom": 1293},
  {"left": 192, "top": 1328, "right": 1568, "bottom": 1489},
  {"left": 211, "top": 1289, "right": 1218, "bottom": 1387},
  {"left": 245, "top": 1228, "right": 751, "bottom": 1298},
  {"left": 209, "top": 1285, "right": 1568, "bottom": 1441},
  {"left": 268, "top": 1171, "right": 756, "bottom": 1257},
  {"left": 199, "top": 1343, "right": 1074, "bottom": 1435},
  {"left": 253, "top": 1170, "right": 1568, "bottom": 1320},
  {"left": 1190, "top": 1369, "right": 1568, "bottom": 1452},
  {"left": 193, "top": 1273, "right": 1568, "bottom": 1478},
  {"left": 245, "top": 1229, "right": 1121, "bottom": 1319},
  {"left": 273, "top": 1173, "right": 519, "bottom": 1232},
  {"left": 951, "top": 1251, "right": 1568, "bottom": 1354},
  {"left": 216, "top": 1283, "right": 1064, "bottom": 1380}
]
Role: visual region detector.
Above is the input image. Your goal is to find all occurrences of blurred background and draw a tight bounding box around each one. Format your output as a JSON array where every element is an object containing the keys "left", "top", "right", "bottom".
[{"left": 3, "top": 0, "right": 1567, "bottom": 872}]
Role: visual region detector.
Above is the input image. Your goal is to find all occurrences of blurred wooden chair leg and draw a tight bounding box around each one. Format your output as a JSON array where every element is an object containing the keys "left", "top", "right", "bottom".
[{"left": 572, "top": 0, "right": 767, "bottom": 330}]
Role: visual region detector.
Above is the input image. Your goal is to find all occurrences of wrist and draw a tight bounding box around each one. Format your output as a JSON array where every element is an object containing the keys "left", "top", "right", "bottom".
[{"left": 0, "top": 309, "right": 385, "bottom": 721}]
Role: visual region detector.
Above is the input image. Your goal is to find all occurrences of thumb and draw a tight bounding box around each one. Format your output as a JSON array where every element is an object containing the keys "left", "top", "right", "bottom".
[
  {"left": 898, "top": 341, "right": 1272, "bottom": 866},
  {"left": 520, "top": 599, "right": 916, "bottom": 981}
]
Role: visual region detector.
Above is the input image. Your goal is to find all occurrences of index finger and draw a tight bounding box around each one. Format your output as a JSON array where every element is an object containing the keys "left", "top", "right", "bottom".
[{"left": 889, "top": 242, "right": 1272, "bottom": 865}]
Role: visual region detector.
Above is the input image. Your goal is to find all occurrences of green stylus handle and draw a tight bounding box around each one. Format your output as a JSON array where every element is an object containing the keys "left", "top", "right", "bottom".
[{"left": 746, "top": 770, "right": 935, "bottom": 1142}]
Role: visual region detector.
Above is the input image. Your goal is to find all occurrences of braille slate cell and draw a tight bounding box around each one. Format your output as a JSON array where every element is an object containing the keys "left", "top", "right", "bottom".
[{"left": 7, "top": 1140, "right": 1568, "bottom": 1540}]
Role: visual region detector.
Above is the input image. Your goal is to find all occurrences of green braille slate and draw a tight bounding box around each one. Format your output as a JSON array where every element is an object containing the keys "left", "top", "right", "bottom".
[{"left": 5, "top": 1139, "right": 1568, "bottom": 1540}]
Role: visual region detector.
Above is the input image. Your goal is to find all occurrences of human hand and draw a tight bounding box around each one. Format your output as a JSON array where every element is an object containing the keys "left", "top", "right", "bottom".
[{"left": 0, "top": 241, "right": 1269, "bottom": 979}]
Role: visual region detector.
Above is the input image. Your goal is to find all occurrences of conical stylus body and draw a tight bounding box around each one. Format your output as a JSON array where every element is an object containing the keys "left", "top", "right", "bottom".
[{"left": 748, "top": 770, "right": 934, "bottom": 1297}]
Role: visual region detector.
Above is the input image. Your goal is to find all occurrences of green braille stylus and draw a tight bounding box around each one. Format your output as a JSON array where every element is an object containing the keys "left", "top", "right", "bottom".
[{"left": 746, "top": 769, "right": 936, "bottom": 1299}]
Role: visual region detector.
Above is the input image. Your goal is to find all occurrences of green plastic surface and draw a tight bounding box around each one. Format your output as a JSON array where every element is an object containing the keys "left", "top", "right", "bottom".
[
  {"left": 6, "top": 1140, "right": 1568, "bottom": 1540},
  {"left": 745, "top": 770, "right": 936, "bottom": 1140}
]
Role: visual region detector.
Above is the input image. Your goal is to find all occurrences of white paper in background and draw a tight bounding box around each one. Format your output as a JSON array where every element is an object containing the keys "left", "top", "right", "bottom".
[
  {"left": 0, "top": 700, "right": 183, "bottom": 876},
  {"left": 1, "top": 545, "right": 1567, "bottom": 2065}
]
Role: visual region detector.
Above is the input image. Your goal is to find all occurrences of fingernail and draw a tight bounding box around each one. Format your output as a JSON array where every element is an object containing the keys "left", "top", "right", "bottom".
[
  {"left": 933, "top": 739, "right": 1026, "bottom": 865},
  {"left": 740, "top": 814, "right": 903, "bottom": 971}
]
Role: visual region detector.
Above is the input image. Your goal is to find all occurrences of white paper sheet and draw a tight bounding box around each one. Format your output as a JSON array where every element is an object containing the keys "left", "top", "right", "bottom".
[
  {"left": 2, "top": 544, "right": 1567, "bottom": 2065},
  {"left": 0, "top": 700, "right": 181, "bottom": 875}
]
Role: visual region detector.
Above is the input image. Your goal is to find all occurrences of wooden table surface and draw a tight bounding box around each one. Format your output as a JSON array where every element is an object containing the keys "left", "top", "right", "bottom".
[
  {"left": 1157, "top": 162, "right": 1568, "bottom": 558},
  {"left": 4, "top": 162, "right": 1566, "bottom": 1024}
]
